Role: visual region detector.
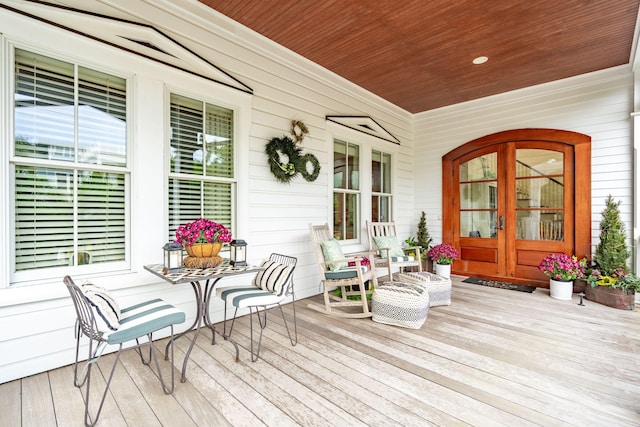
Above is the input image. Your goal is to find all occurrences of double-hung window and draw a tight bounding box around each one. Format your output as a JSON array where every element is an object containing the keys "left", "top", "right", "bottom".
[
  {"left": 168, "top": 93, "right": 235, "bottom": 241},
  {"left": 372, "top": 150, "right": 392, "bottom": 221},
  {"left": 333, "top": 139, "right": 360, "bottom": 240},
  {"left": 12, "top": 48, "right": 128, "bottom": 284}
]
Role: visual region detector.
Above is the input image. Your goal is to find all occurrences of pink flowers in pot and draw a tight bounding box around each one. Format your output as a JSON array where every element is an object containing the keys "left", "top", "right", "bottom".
[
  {"left": 538, "top": 253, "right": 587, "bottom": 281},
  {"left": 428, "top": 243, "right": 459, "bottom": 265},
  {"left": 174, "top": 218, "right": 232, "bottom": 246}
]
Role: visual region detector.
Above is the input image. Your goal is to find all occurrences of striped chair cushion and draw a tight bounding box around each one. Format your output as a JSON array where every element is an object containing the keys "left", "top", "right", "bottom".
[
  {"left": 253, "top": 260, "right": 294, "bottom": 296},
  {"left": 219, "top": 287, "right": 284, "bottom": 308},
  {"left": 81, "top": 283, "right": 120, "bottom": 332},
  {"left": 105, "top": 298, "right": 185, "bottom": 344}
]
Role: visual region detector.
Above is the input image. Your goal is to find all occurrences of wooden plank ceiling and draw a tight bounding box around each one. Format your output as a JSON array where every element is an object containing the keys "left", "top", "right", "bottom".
[{"left": 199, "top": 0, "right": 640, "bottom": 113}]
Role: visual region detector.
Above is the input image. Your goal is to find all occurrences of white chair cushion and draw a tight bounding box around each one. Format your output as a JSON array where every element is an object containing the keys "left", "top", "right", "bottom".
[
  {"left": 253, "top": 260, "right": 294, "bottom": 296},
  {"left": 81, "top": 283, "right": 120, "bottom": 332}
]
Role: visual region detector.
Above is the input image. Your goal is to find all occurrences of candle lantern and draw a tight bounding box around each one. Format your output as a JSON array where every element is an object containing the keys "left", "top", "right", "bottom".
[
  {"left": 230, "top": 239, "right": 247, "bottom": 266},
  {"left": 163, "top": 242, "right": 183, "bottom": 272}
]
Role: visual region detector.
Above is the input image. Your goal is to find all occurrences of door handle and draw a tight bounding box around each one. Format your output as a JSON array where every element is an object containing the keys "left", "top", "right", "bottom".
[{"left": 499, "top": 215, "right": 504, "bottom": 230}]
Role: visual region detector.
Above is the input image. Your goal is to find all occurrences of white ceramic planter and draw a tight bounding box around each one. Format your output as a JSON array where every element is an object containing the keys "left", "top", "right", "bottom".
[
  {"left": 550, "top": 279, "right": 573, "bottom": 300},
  {"left": 435, "top": 263, "right": 451, "bottom": 279}
]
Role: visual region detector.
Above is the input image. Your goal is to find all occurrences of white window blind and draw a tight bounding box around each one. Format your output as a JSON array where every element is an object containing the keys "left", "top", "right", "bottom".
[
  {"left": 13, "top": 49, "right": 128, "bottom": 276},
  {"left": 168, "top": 93, "right": 234, "bottom": 240}
]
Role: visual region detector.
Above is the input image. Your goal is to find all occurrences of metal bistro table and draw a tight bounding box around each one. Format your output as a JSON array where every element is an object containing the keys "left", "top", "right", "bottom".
[{"left": 144, "top": 261, "right": 261, "bottom": 382}]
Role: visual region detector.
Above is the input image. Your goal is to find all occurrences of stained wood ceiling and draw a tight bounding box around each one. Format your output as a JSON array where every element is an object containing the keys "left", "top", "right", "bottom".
[{"left": 198, "top": 0, "right": 640, "bottom": 113}]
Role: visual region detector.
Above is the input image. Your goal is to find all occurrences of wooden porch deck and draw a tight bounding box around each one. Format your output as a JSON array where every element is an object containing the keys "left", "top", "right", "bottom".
[{"left": 2, "top": 277, "right": 640, "bottom": 426}]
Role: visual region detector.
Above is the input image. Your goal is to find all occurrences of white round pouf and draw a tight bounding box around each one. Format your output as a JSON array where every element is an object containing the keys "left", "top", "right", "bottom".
[
  {"left": 372, "top": 281, "right": 430, "bottom": 329},
  {"left": 550, "top": 279, "right": 573, "bottom": 300},
  {"left": 434, "top": 263, "right": 451, "bottom": 278}
]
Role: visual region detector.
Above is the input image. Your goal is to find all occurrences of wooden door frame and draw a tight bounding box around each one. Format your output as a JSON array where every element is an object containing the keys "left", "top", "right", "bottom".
[{"left": 442, "top": 128, "right": 591, "bottom": 282}]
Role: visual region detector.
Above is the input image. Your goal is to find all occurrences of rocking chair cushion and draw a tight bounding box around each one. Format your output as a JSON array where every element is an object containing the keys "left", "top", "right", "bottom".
[
  {"left": 81, "top": 283, "right": 120, "bottom": 332},
  {"left": 325, "top": 265, "right": 369, "bottom": 280},
  {"left": 321, "top": 238, "right": 348, "bottom": 271},
  {"left": 390, "top": 255, "right": 415, "bottom": 262},
  {"left": 253, "top": 260, "right": 294, "bottom": 296},
  {"left": 373, "top": 236, "right": 405, "bottom": 258}
]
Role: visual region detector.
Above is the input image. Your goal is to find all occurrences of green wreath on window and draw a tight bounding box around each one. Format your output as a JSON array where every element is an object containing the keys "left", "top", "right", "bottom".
[
  {"left": 299, "top": 152, "right": 321, "bottom": 182},
  {"left": 265, "top": 136, "right": 302, "bottom": 183}
]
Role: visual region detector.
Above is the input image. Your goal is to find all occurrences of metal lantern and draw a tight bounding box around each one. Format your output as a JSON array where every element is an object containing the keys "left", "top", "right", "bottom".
[
  {"left": 163, "top": 242, "right": 183, "bottom": 272},
  {"left": 230, "top": 239, "right": 247, "bottom": 266}
]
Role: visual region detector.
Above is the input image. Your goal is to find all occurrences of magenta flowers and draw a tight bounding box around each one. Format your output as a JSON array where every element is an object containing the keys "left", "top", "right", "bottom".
[
  {"left": 174, "top": 218, "right": 232, "bottom": 246},
  {"left": 428, "top": 243, "right": 459, "bottom": 265},
  {"left": 538, "top": 253, "right": 587, "bottom": 281}
]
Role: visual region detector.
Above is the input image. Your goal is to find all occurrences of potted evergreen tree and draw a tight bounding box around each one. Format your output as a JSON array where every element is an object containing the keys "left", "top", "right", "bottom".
[
  {"left": 405, "top": 211, "right": 433, "bottom": 272},
  {"left": 585, "top": 195, "right": 638, "bottom": 309}
]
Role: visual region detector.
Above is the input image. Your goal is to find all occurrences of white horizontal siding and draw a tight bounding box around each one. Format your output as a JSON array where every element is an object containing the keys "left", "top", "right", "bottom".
[
  {"left": 0, "top": 0, "right": 414, "bottom": 383},
  {"left": 1, "top": 0, "right": 637, "bottom": 385}
]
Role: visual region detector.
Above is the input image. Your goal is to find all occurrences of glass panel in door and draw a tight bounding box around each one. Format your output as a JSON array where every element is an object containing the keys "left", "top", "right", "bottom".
[
  {"left": 515, "top": 149, "right": 564, "bottom": 241},
  {"left": 459, "top": 153, "right": 497, "bottom": 239}
]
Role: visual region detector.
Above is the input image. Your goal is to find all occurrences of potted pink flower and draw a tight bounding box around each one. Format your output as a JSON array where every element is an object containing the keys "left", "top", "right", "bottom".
[
  {"left": 538, "top": 253, "right": 587, "bottom": 300},
  {"left": 428, "top": 243, "right": 459, "bottom": 265},
  {"left": 428, "top": 243, "right": 459, "bottom": 278},
  {"left": 175, "top": 218, "right": 232, "bottom": 257}
]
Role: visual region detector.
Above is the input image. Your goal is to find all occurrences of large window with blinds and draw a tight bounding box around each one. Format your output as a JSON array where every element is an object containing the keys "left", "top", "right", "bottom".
[
  {"left": 168, "top": 93, "right": 235, "bottom": 242},
  {"left": 12, "top": 49, "right": 128, "bottom": 281}
]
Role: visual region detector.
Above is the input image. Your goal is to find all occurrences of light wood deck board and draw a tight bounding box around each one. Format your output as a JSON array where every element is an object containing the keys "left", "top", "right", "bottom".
[
  {"left": 5, "top": 278, "right": 640, "bottom": 426},
  {"left": 0, "top": 378, "right": 22, "bottom": 426}
]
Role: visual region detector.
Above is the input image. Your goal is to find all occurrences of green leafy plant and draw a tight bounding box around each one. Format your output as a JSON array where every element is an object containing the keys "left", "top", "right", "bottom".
[
  {"left": 405, "top": 211, "right": 432, "bottom": 258},
  {"left": 587, "top": 195, "right": 638, "bottom": 292},
  {"left": 592, "top": 195, "right": 630, "bottom": 275},
  {"left": 416, "top": 211, "right": 432, "bottom": 255},
  {"left": 586, "top": 268, "right": 640, "bottom": 292}
]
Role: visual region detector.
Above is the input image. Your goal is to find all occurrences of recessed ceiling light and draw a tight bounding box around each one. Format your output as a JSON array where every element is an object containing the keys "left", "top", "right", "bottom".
[{"left": 473, "top": 56, "right": 488, "bottom": 65}]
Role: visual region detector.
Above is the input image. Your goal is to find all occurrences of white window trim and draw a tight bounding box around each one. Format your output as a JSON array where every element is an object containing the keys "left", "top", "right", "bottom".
[
  {"left": 326, "top": 121, "right": 399, "bottom": 253},
  {"left": 0, "top": 16, "right": 252, "bottom": 305},
  {"left": 163, "top": 85, "right": 251, "bottom": 245},
  {"left": 6, "top": 40, "right": 134, "bottom": 287},
  {"left": 372, "top": 149, "right": 393, "bottom": 222}
]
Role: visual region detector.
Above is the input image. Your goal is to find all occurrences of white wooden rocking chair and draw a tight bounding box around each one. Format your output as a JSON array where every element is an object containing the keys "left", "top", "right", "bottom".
[
  {"left": 366, "top": 220, "right": 422, "bottom": 281},
  {"left": 308, "top": 223, "right": 378, "bottom": 318}
]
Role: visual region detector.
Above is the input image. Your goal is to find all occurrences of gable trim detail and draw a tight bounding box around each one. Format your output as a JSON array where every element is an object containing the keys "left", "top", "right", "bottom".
[
  {"left": 1, "top": 1, "right": 253, "bottom": 95},
  {"left": 326, "top": 116, "right": 400, "bottom": 145}
]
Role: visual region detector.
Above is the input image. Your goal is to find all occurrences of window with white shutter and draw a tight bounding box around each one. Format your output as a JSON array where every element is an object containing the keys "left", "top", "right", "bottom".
[
  {"left": 12, "top": 48, "right": 128, "bottom": 282},
  {"left": 168, "top": 93, "right": 235, "bottom": 242}
]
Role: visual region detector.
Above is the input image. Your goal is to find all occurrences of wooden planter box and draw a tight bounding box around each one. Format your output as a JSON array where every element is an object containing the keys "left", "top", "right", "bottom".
[
  {"left": 584, "top": 285, "right": 635, "bottom": 310},
  {"left": 573, "top": 279, "right": 587, "bottom": 293}
]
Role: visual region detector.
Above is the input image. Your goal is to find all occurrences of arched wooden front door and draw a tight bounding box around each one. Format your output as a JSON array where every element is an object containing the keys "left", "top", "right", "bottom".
[{"left": 442, "top": 129, "right": 591, "bottom": 286}]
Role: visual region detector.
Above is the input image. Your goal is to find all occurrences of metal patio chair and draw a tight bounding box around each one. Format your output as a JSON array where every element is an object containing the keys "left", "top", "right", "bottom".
[
  {"left": 64, "top": 275, "right": 185, "bottom": 426},
  {"left": 216, "top": 253, "right": 297, "bottom": 361}
]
